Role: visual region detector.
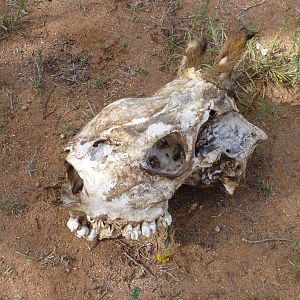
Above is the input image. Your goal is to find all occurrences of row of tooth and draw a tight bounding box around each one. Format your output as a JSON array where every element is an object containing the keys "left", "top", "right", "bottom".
[{"left": 67, "top": 212, "right": 172, "bottom": 241}]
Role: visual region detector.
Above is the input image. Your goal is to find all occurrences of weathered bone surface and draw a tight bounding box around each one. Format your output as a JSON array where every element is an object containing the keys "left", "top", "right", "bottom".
[{"left": 62, "top": 34, "right": 267, "bottom": 241}]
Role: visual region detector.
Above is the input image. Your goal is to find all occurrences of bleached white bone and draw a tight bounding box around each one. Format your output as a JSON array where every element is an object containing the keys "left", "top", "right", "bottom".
[
  {"left": 141, "top": 222, "right": 151, "bottom": 238},
  {"left": 121, "top": 224, "right": 133, "bottom": 239},
  {"left": 160, "top": 211, "right": 172, "bottom": 228},
  {"left": 87, "top": 228, "right": 97, "bottom": 241},
  {"left": 148, "top": 221, "right": 157, "bottom": 235},
  {"left": 62, "top": 66, "right": 267, "bottom": 241},
  {"left": 76, "top": 225, "right": 89, "bottom": 238},
  {"left": 99, "top": 224, "right": 112, "bottom": 239},
  {"left": 67, "top": 217, "right": 80, "bottom": 232},
  {"left": 130, "top": 225, "right": 141, "bottom": 240}
]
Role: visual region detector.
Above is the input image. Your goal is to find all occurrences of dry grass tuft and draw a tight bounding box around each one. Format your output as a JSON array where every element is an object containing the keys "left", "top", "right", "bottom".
[
  {"left": 0, "top": 0, "right": 27, "bottom": 39},
  {"left": 0, "top": 198, "right": 22, "bottom": 215}
]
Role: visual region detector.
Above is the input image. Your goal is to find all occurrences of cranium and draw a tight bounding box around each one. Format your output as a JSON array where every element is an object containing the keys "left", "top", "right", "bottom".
[{"left": 62, "top": 29, "right": 267, "bottom": 241}]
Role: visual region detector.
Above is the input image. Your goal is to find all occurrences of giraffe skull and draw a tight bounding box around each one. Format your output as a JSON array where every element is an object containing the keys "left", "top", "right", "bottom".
[{"left": 61, "top": 67, "right": 267, "bottom": 241}]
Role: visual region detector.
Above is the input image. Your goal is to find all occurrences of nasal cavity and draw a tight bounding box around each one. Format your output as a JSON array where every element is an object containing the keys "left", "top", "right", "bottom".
[{"left": 64, "top": 161, "right": 84, "bottom": 195}]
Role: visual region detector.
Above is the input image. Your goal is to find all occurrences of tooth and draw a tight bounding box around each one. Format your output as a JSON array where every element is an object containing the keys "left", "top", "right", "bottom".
[
  {"left": 162, "top": 212, "right": 172, "bottom": 228},
  {"left": 87, "top": 228, "right": 97, "bottom": 241},
  {"left": 141, "top": 222, "right": 151, "bottom": 238},
  {"left": 111, "top": 223, "right": 122, "bottom": 238},
  {"left": 76, "top": 225, "right": 89, "bottom": 238},
  {"left": 121, "top": 224, "right": 133, "bottom": 239},
  {"left": 148, "top": 221, "right": 157, "bottom": 234},
  {"left": 99, "top": 224, "right": 112, "bottom": 239},
  {"left": 97, "top": 220, "right": 105, "bottom": 228},
  {"left": 67, "top": 217, "right": 80, "bottom": 232},
  {"left": 130, "top": 224, "right": 141, "bottom": 240}
]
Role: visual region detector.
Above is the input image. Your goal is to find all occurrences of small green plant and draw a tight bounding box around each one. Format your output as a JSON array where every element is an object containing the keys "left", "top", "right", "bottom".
[
  {"left": 0, "top": 76, "right": 5, "bottom": 85},
  {"left": 130, "top": 12, "right": 139, "bottom": 23},
  {"left": 0, "top": 0, "right": 27, "bottom": 36},
  {"left": 0, "top": 114, "right": 8, "bottom": 138},
  {"left": 255, "top": 178, "right": 272, "bottom": 196},
  {"left": 156, "top": 225, "right": 173, "bottom": 264},
  {"left": 121, "top": 41, "right": 129, "bottom": 53},
  {"left": 191, "top": 16, "right": 299, "bottom": 122},
  {"left": 174, "top": 0, "right": 182, "bottom": 12},
  {"left": 27, "top": 156, "right": 37, "bottom": 175},
  {"left": 156, "top": 250, "right": 172, "bottom": 264},
  {"left": 241, "top": 39, "right": 295, "bottom": 86},
  {"left": 295, "top": 253, "right": 300, "bottom": 274},
  {"left": 294, "top": 26, "right": 300, "bottom": 90},
  {"left": 64, "top": 123, "right": 77, "bottom": 136},
  {"left": 207, "top": 18, "right": 227, "bottom": 52},
  {"left": 0, "top": 198, "right": 22, "bottom": 214},
  {"left": 0, "top": 105, "right": 8, "bottom": 139},
  {"left": 138, "top": 61, "right": 149, "bottom": 75},
  {"left": 257, "top": 100, "right": 283, "bottom": 123},
  {"left": 76, "top": 0, "right": 85, "bottom": 11},
  {"left": 164, "top": 225, "right": 172, "bottom": 248},
  {"left": 91, "top": 74, "right": 103, "bottom": 90},
  {"left": 194, "top": 0, "right": 210, "bottom": 23},
  {"left": 130, "top": 287, "right": 142, "bottom": 300},
  {"left": 186, "top": 0, "right": 211, "bottom": 41},
  {"left": 0, "top": 123, "right": 8, "bottom": 137},
  {"left": 166, "top": 35, "right": 183, "bottom": 50},
  {"left": 79, "top": 57, "right": 88, "bottom": 68},
  {"left": 31, "top": 48, "right": 44, "bottom": 93},
  {"left": 0, "top": 266, "right": 13, "bottom": 276},
  {"left": 189, "top": 17, "right": 227, "bottom": 65},
  {"left": 235, "top": 19, "right": 298, "bottom": 114},
  {"left": 270, "top": 16, "right": 290, "bottom": 50}
]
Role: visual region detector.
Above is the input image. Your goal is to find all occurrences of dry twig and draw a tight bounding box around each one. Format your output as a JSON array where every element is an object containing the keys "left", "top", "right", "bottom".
[
  {"left": 242, "top": 237, "right": 295, "bottom": 244},
  {"left": 236, "top": 0, "right": 267, "bottom": 16},
  {"left": 123, "top": 251, "right": 156, "bottom": 278}
]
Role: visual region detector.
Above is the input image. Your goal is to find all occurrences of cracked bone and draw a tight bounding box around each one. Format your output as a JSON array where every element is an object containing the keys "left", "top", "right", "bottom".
[{"left": 62, "top": 28, "right": 267, "bottom": 241}]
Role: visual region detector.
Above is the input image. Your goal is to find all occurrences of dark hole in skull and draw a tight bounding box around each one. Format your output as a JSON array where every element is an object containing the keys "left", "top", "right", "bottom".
[
  {"left": 146, "top": 133, "right": 185, "bottom": 173},
  {"left": 64, "top": 161, "right": 84, "bottom": 195},
  {"left": 209, "top": 109, "right": 216, "bottom": 119}
]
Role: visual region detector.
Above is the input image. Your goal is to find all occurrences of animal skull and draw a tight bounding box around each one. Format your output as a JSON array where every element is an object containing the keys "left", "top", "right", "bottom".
[{"left": 62, "top": 30, "right": 267, "bottom": 241}]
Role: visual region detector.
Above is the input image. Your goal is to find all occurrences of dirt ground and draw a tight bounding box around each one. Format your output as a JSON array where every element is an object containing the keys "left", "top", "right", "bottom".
[{"left": 0, "top": 0, "right": 300, "bottom": 299}]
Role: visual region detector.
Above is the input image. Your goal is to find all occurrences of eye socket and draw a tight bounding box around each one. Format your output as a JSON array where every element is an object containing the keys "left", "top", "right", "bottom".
[
  {"left": 146, "top": 132, "right": 185, "bottom": 174},
  {"left": 64, "top": 161, "right": 84, "bottom": 195}
]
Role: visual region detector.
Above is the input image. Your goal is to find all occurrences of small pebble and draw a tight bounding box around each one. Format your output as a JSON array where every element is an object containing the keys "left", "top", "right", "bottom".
[
  {"left": 21, "top": 105, "right": 28, "bottom": 111},
  {"left": 35, "top": 182, "right": 41, "bottom": 188},
  {"left": 214, "top": 225, "right": 221, "bottom": 233},
  {"left": 60, "top": 133, "right": 66, "bottom": 139}
]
